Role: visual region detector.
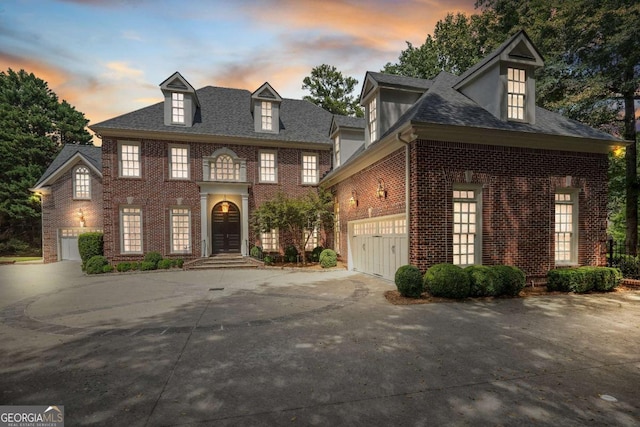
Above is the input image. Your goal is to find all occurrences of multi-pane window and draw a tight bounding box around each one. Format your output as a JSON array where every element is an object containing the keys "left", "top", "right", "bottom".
[
  {"left": 170, "top": 146, "right": 189, "bottom": 179},
  {"left": 214, "top": 155, "right": 239, "bottom": 181},
  {"left": 262, "top": 101, "right": 272, "bottom": 131},
  {"left": 119, "top": 142, "right": 140, "bottom": 177},
  {"left": 171, "top": 208, "right": 190, "bottom": 253},
  {"left": 302, "top": 154, "right": 318, "bottom": 184},
  {"left": 74, "top": 166, "right": 90, "bottom": 199},
  {"left": 259, "top": 151, "right": 277, "bottom": 182},
  {"left": 555, "top": 192, "right": 577, "bottom": 264},
  {"left": 261, "top": 229, "right": 278, "bottom": 252},
  {"left": 368, "top": 98, "right": 377, "bottom": 141},
  {"left": 121, "top": 207, "right": 142, "bottom": 253},
  {"left": 507, "top": 67, "right": 526, "bottom": 120},
  {"left": 335, "top": 136, "right": 341, "bottom": 166},
  {"left": 453, "top": 189, "right": 480, "bottom": 266},
  {"left": 172, "top": 92, "right": 184, "bottom": 123},
  {"left": 304, "top": 227, "right": 318, "bottom": 251}
]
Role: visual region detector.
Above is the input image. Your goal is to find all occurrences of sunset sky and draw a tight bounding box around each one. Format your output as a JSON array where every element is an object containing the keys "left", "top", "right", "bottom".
[{"left": 1, "top": 0, "right": 477, "bottom": 131}]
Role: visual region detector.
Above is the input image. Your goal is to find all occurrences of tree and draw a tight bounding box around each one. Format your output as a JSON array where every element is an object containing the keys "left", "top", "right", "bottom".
[
  {"left": 251, "top": 188, "right": 334, "bottom": 265},
  {"left": 0, "top": 68, "right": 92, "bottom": 250},
  {"left": 302, "top": 64, "right": 364, "bottom": 117}
]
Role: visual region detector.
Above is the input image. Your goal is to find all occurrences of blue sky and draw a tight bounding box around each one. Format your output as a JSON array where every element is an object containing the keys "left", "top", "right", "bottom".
[{"left": 1, "top": 0, "right": 477, "bottom": 129}]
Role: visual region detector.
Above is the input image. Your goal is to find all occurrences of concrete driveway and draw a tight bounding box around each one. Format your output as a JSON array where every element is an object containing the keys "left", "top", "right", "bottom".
[{"left": 1, "top": 262, "right": 639, "bottom": 426}]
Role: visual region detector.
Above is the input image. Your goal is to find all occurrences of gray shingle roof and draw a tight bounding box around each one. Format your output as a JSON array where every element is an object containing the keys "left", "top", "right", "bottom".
[
  {"left": 333, "top": 115, "right": 365, "bottom": 129},
  {"left": 91, "top": 86, "right": 334, "bottom": 145},
  {"left": 366, "top": 72, "right": 433, "bottom": 91},
  {"left": 34, "top": 144, "right": 102, "bottom": 187}
]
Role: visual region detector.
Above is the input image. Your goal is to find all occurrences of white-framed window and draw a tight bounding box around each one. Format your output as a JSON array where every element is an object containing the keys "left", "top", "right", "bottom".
[
  {"left": 261, "top": 101, "right": 272, "bottom": 131},
  {"left": 302, "top": 153, "right": 318, "bottom": 184},
  {"left": 73, "top": 166, "right": 90, "bottom": 199},
  {"left": 172, "top": 92, "right": 184, "bottom": 124},
  {"left": 304, "top": 227, "right": 318, "bottom": 251},
  {"left": 169, "top": 145, "right": 189, "bottom": 179},
  {"left": 452, "top": 188, "right": 481, "bottom": 266},
  {"left": 259, "top": 151, "right": 277, "bottom": 183},
  {"left": 119, "top": 141, "right": 141, "bottom": 178},
  {"left": 507, "top": 67, "right": 526, "bottom": 120},
  {"left": 555, "top": 191, "right": 578, "bottom": 264},
  {"left": 335, "top": 135, "right": 341, "bottom": 167},
  {"left": 121, "top": 207, "right": 142, "bottom": 254},
  {"left": 213, "top": 154, "right": 239, "bottom": 181},
  {"left": 261, "top": 229, "right": 278, "bottom": 252},
  {"left": 368, "top": 97, "right": 377, "bottom": 141},
  {"left": 170, "top": 208, "right": 191, "bottom": 253}
]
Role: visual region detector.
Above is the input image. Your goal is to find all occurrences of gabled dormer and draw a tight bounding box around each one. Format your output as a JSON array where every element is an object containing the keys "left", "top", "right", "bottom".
[
  {"left": 454, "top": 30, "right": 544, "bottom": 124},
  {"left": 251, "top": 82, "right": 282, "bottom": 134},
  {"left": 330, "top": 115, "right": 365, "bottom": 168},
  {"left": 160, "top": 72, "right": 200, "bottom": 127}
]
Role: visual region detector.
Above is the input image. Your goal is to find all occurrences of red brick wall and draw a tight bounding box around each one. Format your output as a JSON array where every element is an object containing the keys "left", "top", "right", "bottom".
[
  {"left": 101, "top": 137, "right": 331, "bottom": 262},
  {"left": 41, "top": 165, "right": 103, "bottom": 263}
]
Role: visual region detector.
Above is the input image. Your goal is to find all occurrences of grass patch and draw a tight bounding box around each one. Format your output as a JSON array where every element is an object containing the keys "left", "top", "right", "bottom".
[{"left": 0, "top": 257, "right": 42, "bottom": 263}]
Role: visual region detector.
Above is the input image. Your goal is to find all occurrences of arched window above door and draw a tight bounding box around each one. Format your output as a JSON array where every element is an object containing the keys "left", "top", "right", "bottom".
[{"left": 203, "top": 148, "right": 247, "bottom": 182}]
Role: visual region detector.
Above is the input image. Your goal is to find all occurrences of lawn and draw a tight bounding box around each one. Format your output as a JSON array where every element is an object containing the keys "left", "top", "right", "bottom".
[{"left": 0, "top": 257, "right": 42, "bottom": 263}]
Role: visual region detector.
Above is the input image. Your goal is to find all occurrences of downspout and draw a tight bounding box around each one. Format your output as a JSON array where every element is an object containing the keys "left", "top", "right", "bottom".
[{"left": 396, "top": 131, "right": 414, "bottom": 266}]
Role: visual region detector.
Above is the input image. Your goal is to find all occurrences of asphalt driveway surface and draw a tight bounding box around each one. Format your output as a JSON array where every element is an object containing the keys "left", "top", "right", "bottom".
[{"left": 1, "top": 262, "right": 639, "bottom": 426}]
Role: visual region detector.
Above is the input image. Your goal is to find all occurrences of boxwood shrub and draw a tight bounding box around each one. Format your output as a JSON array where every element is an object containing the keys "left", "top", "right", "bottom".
[
  {"left": 157, "top": 259, "right": 173, "bottom": 269},
  {"left": 78, "top": 232, "right": 103, "bottom": 270},
  {"left": 395, "top": 265, "right": 424, "bottom": 298},
  {"left": 284, "top": 245, "right": 298, "bottom": 263},
  {"left": 465, "top": 265, "right": 502, "bottom": 297},
  {"left": 492, "top": 265, "right": 526, "bottom": 296},
  {"left": 116, "top": 262, "right": 132, "bottom": 272},
  {"left": 319, "top": 249, "right": 337, "bottom": 268},
  {"left": 140, "top": 261, "right": 157, "bottom": 271},
  {"left": 263, "top": 255, "right": 274, "bottom": 265},
  {"left": 85, "top": 255, "right": 108, "bottom": 274},
  {"left": 311, "top": 246, "right": 324, "bottom": 262},
  {"left": 144, "top": 251, "right": 163, "bottom": 268},
  {"left": 250, "top": 246, "right": 263, "bottom": 259},
  {"left": 424, "top": 263, "right": 470, "bottom": 299},
  {"left": 547, "top": 267, "right": 621, "bottom": 293}
]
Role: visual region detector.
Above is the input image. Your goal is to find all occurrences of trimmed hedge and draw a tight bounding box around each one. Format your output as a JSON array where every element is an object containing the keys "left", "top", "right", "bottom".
[
  {"left": 250, "top": 246, "right": 263, "bottom": 259},
  {"left": 263, "top": 255, "right": 274, "bottom": 265},
  {"left": 140, "top": 261, "right": 156, "bottom": 271},
  {"left": 319, "top": 249, "right": 337, "bottom": 268},
  {"left": 285, "top": 245, "right": 298, "bottom": 262},
  {"left": 424, "top": 264, "right": 470, "bottom": 299},
  {"left": 78, "top": 232, "right": 103, "bottom": 270},
  {"left": 116, "top": 262, "right": 132, "bottom": 272},
  {"left": 158, "top": 259, "right": 173, "bottom": 269},
  {"left": 395, "top": 265, "right": 424, "bottom": 298},
  {"left": 311, "top": 246, "right": 324, "bottom": 262},
  {"left": 492, "top": 265, "right": 526, "bottom": 296},
  {"left": 547, "top": 267, "right": 621, "bottom": 293},
  {"left": 144, "top": 251, "right": 163, "bottom": 267},
  {"left": 174, "top": 258, "right": 184, "bottom": 268},
  {"left": 85, "top": 255, "right": 108, "bottom": 274},
  {"left": 465, "top": 265, "right": 502, "bottom": 297}
]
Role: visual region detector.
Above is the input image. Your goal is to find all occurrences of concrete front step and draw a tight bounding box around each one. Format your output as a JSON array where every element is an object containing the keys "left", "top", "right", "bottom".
[
  {"left": 184, "top": 254, "right": 261, "bottom": 270},
  {"left": 189, "top": 263, "right": 258, "bottom": 270}
]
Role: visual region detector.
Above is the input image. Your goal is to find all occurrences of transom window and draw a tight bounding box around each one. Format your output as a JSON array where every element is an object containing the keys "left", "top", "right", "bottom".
[
  {"left": 119, "top": 142, "right": 140, "bottom": 177},
  {"left": 74, "top": 166, "right": 90, "bottom": 199},
  {"left": 171, "top": 208, "right": 190, "bottom": 253},
  {"left": 172, "top": 93, "right": 184, "bottom": 123},
  {"left": 170, "top": 146, "right": 189, "bottom": 179},
  {"left": 453, "top": 189, "right": 480, "bottom": 266},
  {"left": 302, "top": 154, "right": 318, "bottom": 184},
  {"left": 262, "top": 101, "right": 272, "bottom": 131},
  {"left": 507, "top": 67, "right": 526, "bottom": 120},
  {"left": 555, "top": 192, "right": 577, "bottom": 264},
  {"left": 259, "top": 151, "right": 277, "bottom": 183},
  {"left": 261, "top": 229, "right": 278, "bottom": 252},
  {"left": 368, "top": 98, "right": 377, "bottom": 141},
  {"left": 213, "top": 154, "right": 239, "bottom": 181},
  {"left": 121, "top": 207, "right": 142, "bottom": 253}
]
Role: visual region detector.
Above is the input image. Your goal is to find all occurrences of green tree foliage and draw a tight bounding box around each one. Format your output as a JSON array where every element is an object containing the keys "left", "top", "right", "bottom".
[
  {"left": 251, "top": 188, "right": 334, "bottom": 265},
  {"left": 302, "top": 64, "right": 364, "bottom": 117},
  {"left": 0, "top": 68, "right": 92, "bottom": 248}
]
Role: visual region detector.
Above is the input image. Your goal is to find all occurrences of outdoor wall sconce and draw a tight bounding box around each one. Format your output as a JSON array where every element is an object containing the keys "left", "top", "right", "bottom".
[
  {"left": 376, "top": 179, "right": 387, "bottom": 199},
  {"left": 221, "top": 201, "right": 229, "bottom": 213},
  {"left": 349, "top": 190, "right": 358, "bottom": 208},
  {"left": 77, "top": 208, "right": 85, "bottom": 227}
]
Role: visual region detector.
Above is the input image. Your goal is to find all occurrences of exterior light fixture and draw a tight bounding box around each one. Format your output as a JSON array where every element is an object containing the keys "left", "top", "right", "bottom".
[
  {"left": 77, "top": 208, "right": 85, "bottom": 227},
  {"left": 221, "top": 201, "right": 229, "bottom": 213},
  {"left": 349, "top": 190, "right": 358, "bottom": 208},
  {"left": 376, "top": 179, "right": 386, "bottom": 199}
]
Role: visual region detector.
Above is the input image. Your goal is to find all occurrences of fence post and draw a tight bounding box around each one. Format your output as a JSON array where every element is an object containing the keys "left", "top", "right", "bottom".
[{"left": 608, "top": 236, "right": 614, "bottom": 267}]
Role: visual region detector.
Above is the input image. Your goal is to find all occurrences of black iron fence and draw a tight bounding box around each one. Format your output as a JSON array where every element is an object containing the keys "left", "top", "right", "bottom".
[{"left": 606, "top": 239, "right": 638, "bottom": 267}]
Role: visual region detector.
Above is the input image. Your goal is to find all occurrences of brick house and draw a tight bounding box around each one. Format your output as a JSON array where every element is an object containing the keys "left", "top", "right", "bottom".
[{"left": 35, "top": 31, "right": 623, "bottom": 282}]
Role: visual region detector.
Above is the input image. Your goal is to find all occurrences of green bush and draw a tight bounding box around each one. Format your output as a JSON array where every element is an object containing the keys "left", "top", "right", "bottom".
[
  {"left": 590, "top": 267, "right": 622, "bottom": 291},
  {"left": 78, "top": 232, "right": 103, "bottom": 270},
  {"left": 85, "top": 255, "right": 108, "bottom": 274},
  {"left": 116, "top": 262, "right": 131, "bottom": 272},
  {"left": 547, "top": 267, "right": 621, "bottom": 293},
  {"left": 284, "top": 245, "right": 299, "bottom": 263},
  {"left": 424, "top": 264, "right": 470, "bottom": 299},
  {"left": 319, "top": 249, "right": 337, "bottom": 268},
  {"left": 130, "top": 262, "right": 140, "bottom": 271},
  {"left": 395, "top": 265, "right": 424, "bottom": 298},
  {"left": 263, "top": 255, "right": 274, "bottom": 265},
  {"left": 250, "top": 246, "right": 263, "bottom": 259},
  {"left": 311, "top": 246, "right": 324, "bottom": 262},
  {"left": 140, "top": 261, "right": 156, "bottom": 271},
  {"left": 175, "top": 258, "right": 184, "bottom": 268},
  {"left": 0, "top": 238, "right": 32, "bottom": 256},
  {"left": 102, "top": 265, "right": 114, "bottom": 273},
  {"left": 616, "top": 256, "right": 640, "bottom": 279},
  {"left": 144, "top": 251, "right": 163, "bottom": 267},
  {"left": 492, "top": 265, "right": 526, "bottom": 296},
  {"left": 158, "top": 259, "right": 173, "bottom": 269},
  {"left": 465, "top": 265, "right": 502, "bottom": 297}
]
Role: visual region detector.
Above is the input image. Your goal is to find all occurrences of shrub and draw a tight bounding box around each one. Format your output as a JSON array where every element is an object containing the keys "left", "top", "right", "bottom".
[
  {"left": 250, "top": 246, "right": 263, "bottom": 259},
  {"left": 590, "top": 267, "right": 622, "bottom": 291},
  {"left": 465, "top": 265, "right": 502, "bottom": 297},
  {"left": 395, "top": 265, "right": 424, "bottom": 298},
  {"left": 130, "top": 262, "right": 140, "bottom": 271},
  {"left": 311, "top": 246, "right": 324, "bottom": 262},
  {"left": 319, "top": 249, "right": 337, "bottom": 268},
  {"left": 0, "top": 238, "right": 32, "bottom": 256},
  {"left": 284, "top": 245, "right": 299, "bottom": 263},
  {"left": 492, "top": 265, "right": 526, "bottom": 296},
  {"left": 140, "top": 261, "right": 156, "bottom": 271},
  {"left": 144, "top": 251, "right": 163, "bottom": 267},
  {"left": 116, "top": 262, "right": 132, "bottom": 272},
  {"left": 616, "top": 256, "right": 640, "bottom": 279},
  {"left": 158, "top": 259, "right": 173, "bottom": 269},
  {"left": 547, "top": 267, "right": 621, "bottom": 293},
  {"left": 85, "top": 255, "right": 108, "bottom": 274},
  {"left": 78, "top": 232, "right": 103, "bottom": 270},
  {"left": 424, "top": 264, "right": 470, "bottom": 299},
  {"left": 263, "top": 255, "right": 274, "bottom": 265},
  {"left": 175, "top": 258, "right": 184, "bottom": 268},
  {"left": 102, "top": 265, "right": 114, "bottom": 273}
]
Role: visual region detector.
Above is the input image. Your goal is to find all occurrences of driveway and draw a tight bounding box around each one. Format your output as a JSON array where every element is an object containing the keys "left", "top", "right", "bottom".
[{"left": 1, "top": 262, "right": 639, "bottom": 426}]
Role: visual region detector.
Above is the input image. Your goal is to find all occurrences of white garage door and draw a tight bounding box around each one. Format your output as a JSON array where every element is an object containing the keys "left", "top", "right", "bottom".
[
  {"left": 59, "top": 228, "right": 102, "bottom": 261},
  {"left": 349, "top": 215, "right": 408, "bottom": 281}
]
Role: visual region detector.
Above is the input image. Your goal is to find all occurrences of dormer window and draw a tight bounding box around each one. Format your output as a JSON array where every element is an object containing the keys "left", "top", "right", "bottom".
[
  {"left": 368, "top": 98, "right": 377, "bottom": 141},
  {"left": 261, "top": 101, "right": 273, "bottom": 131},
  {"left": 252, "top": 82, "right": 282, "bottom": 134},
  {"left": 172, "top": 93, "right": 185, "bottom": 123},
  {"left": 507, "top": 68, "right": 526, "bottom": 120}
]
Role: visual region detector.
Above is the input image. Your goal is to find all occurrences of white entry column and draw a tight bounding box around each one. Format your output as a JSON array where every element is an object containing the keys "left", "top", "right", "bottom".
[
  {"left": 200, "top": 193, "right": 208, "bottom": 257},
  {"left": 241, "top": 193, "right": 249, "bottom": 256}
]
